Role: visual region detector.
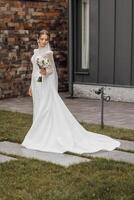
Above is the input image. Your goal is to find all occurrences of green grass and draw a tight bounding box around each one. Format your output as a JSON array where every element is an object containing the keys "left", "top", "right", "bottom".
[
  {"left": 0, "top": 110, "right": 134, "bottom": 143},
  {"left": 0, "top": 110, "right": 32, "bottom": 143},
  {"left": 80, "top": 121, "right": 134, "bottom": 141},
  {"left": 0, "top": 157, "right": 134, "bottom": 200}
]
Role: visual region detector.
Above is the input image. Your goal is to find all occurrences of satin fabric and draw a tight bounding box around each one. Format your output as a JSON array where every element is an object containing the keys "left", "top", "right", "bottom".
[{"left": 21, "top": 47, "right": 120, "bottom": 154}]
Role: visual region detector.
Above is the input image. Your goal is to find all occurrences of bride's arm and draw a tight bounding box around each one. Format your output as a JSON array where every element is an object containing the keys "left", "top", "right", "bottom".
[
  {"left": 28, "top": 49, "right": 36, "bottom": 96},
  {"left": 28, "top": 78, "right": 32, "bottom": 96},
  {"left": 28, "top": 72, "right": 33, "bottom": 96}
]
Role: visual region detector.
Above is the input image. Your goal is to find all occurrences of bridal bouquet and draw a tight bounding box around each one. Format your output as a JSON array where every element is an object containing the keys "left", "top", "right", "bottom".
[{"left": 36, "top": 55, "right": 51, "bottom": 82}]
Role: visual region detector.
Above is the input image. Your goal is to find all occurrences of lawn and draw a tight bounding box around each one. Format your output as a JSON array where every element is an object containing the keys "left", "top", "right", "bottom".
[
  {"left": 0, "top": 110, "right": 134, "bottom": 200},
  {"left": 0, "top": 110, "right": 134, "bottom": 143},
  {"left": 0, "top": 156, "right": 134, "bottom": 200}
]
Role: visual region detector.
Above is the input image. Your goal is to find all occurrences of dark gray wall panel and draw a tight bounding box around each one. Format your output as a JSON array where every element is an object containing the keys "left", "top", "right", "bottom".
[
  {"left": 131, "top": 0, "right": 134, "bottom": 85},
  {"left": 87, "top": 0, "right": 99, "bottom": 83},
  {"left": 98, "top": 0, "right": 115, "bottom": 84},
  {"left": 73, "top": 0, "right": 83, "bottom": 82},
  {"left": 114, "top": 0, "right": 132, "bottom": 85},
  {"left": 72, "top": 0, "right": 134, "bottom": 86}
]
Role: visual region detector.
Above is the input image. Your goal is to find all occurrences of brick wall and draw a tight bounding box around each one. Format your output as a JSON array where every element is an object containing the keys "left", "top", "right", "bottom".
[{"left": 0, "top": 0, "right": 68, "bottom": 99}]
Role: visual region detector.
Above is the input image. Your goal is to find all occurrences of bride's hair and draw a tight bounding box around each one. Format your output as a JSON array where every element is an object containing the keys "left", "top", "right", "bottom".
[{"left": 37, "top": 30, "right": 50, "bottom": 41}]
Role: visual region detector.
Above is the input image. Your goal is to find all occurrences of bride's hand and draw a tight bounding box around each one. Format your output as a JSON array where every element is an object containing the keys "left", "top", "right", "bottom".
[
  {"left": 40, "top": 68, "right": 47, "bottom": 76},
  {"left": 28, "top": 87, "right": 32, "bottom": 97}
]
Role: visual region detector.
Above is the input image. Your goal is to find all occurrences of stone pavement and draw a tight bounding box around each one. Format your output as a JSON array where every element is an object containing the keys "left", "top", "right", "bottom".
[{"left": 0, "top": 92, "right": 134, "bottom": 129}]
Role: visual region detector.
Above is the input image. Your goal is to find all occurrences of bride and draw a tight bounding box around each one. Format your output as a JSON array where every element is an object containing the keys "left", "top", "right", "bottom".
[{"left": 21, "top": 30, "right": 120, "bottom": 154}]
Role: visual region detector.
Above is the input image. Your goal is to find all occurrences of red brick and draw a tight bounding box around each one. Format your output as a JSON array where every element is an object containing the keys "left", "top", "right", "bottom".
[{"left": 0, "top": 0, "right": 68, "bottom": 99}]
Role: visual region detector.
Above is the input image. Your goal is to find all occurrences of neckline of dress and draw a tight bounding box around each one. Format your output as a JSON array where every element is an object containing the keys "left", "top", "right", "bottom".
[{"left": 38, "top": 46, "right": 47, "bottom": 50}]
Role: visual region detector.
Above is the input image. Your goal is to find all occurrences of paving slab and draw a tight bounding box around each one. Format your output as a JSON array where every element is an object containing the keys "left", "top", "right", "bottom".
[
  {"left": 0, "top": 141, "right": 90, "bottom": 167},
  {"left": 117, "top": 139, "right": 134, "bottom": 151},
  {"left": 0, "top": 141, "right": 134, "bottom": 166},
  {"left": 0, "top": 154, "right": 17, "bottom": 163},
  {"left": 83, "top": 150, "right": 134, "bottom": 164}
]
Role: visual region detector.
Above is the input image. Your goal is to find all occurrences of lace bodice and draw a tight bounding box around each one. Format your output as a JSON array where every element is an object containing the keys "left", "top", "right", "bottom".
[
  {"left": 31, "top": 47, "right": 54, "bottom": 78},
  {"left": 30, "top": 45, "right": 58, "bottom": 91}
]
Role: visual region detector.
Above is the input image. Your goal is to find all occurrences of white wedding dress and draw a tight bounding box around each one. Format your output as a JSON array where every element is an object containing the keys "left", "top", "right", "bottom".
[{"left": 21, "top": 43, "right": 120, "bottom": 154}]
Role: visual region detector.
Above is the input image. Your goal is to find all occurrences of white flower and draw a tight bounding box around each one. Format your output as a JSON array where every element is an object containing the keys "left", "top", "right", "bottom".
[{"left": 36, "top": 56, "right": 51, "bottom": 69}]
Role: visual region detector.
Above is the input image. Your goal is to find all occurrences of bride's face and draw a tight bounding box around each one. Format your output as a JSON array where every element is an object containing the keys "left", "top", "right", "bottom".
[{"left": 38, "top": 34, "right": 49, "bottom": 47}]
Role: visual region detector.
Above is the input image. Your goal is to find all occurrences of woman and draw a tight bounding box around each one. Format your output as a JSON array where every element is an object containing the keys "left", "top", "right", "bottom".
[{"left": 21, "top": 30, "right": 120, "bottom": 154}]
